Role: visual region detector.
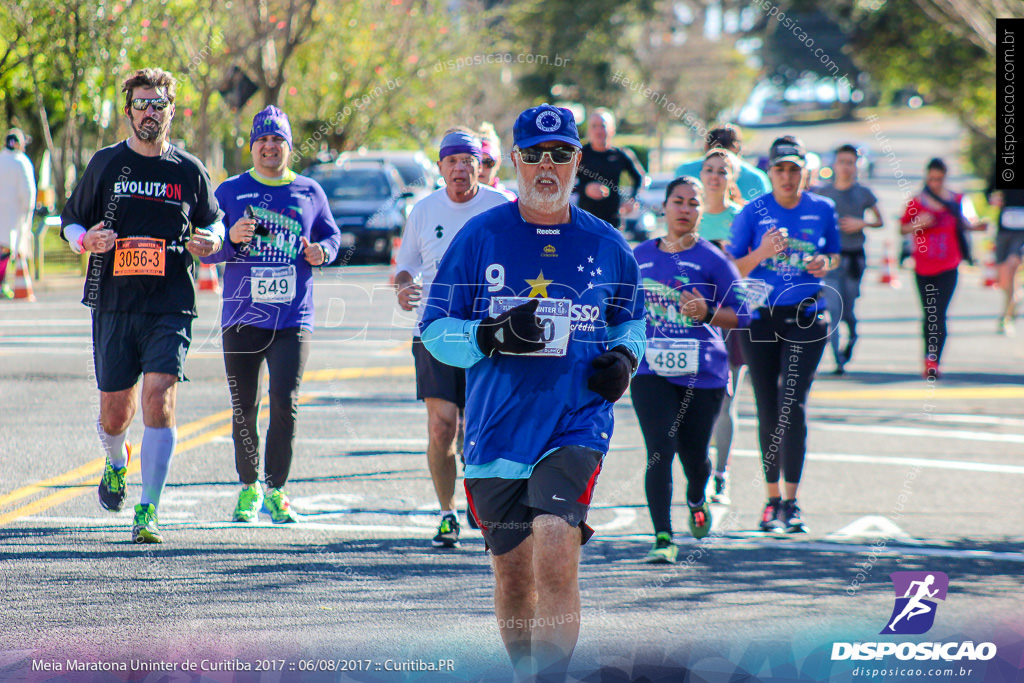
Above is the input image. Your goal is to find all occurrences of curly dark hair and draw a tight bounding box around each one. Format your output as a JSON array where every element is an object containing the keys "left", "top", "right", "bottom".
[{"left": 121, "top": 68, "right": 177, "bottom": 111}]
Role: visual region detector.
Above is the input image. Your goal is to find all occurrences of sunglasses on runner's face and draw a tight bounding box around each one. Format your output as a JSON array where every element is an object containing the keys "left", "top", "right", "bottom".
[
  {"left": 481, "top": 157, "right": 497, "bottom": 168},
  {"left": 131, "top": 97, "right": 170, "bottom": 112},
  {"left": 515, "top": 146, "right": 577, "bottom": 164}
]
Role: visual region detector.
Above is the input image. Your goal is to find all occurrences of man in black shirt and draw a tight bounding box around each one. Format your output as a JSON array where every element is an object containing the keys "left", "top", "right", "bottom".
[
  {"left": 573, "top": 108, "right": 645, "bottom": 230},
  {"left": 61, "top": 67, "right": 224, "bottom": 544}
]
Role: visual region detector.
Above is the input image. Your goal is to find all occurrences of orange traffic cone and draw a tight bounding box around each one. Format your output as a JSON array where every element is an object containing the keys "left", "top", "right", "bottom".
[
  {"left": 198, "top": 263, "right": 221, "bottom": 294},
  {"left": 13, "top": 255, "right": 35, "bottom": 301},
  {"left": 878, "top": 239, "right": 901, "bottom": 288},
  {"left": 982, "top": 257, "right": 998, "bottom": 288},
  {"left": 388, "top": 235, "right": 402, "bottom": 286}
]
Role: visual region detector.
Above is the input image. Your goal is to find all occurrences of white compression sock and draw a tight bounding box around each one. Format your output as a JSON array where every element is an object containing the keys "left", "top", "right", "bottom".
[
  {"left": 139, "top": 426, "right": 177, "bottom": 508},
  {"left": 96, "top": 416, "right": 128, "bottom": 469}
]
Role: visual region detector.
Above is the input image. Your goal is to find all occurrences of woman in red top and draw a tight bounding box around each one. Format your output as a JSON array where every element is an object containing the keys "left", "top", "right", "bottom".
[{"left": 899, "top": 158, "right": 978, "bottom": 378}]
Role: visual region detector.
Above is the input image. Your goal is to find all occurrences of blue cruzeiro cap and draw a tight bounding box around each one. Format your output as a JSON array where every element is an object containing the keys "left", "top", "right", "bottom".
[{"left": 513, "top": 104, "right": 581, "bottom": 149}]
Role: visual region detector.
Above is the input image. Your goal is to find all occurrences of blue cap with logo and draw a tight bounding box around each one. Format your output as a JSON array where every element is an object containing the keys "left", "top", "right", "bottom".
[
  {"left": 250, "top": 105, "right": 292, "bottom": 149},
  {"left": 513, "top": 104, "right": 581, "bottom": 149}
]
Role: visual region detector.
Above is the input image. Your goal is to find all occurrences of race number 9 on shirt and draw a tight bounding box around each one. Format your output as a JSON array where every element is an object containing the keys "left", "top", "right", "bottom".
[
  {"left": 645, "top": 338, "right": 699, "bottom": 376},
  {"left": 490, "top": 296, "right": 571, "bottom": 357},
  {"left": 113, "top": 237, "right": 166, "bottom": 277},
  {"left": 251, "top": 265, "right": 296, "bottom": 303}
]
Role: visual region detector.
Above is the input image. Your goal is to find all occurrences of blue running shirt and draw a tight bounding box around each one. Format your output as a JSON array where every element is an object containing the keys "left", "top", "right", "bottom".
[
  {"left": 728, "top": 192, "right": 840, "bottom": 313},
  {"left": 420, "top": 203, "right": 646, "bottom": 478}
]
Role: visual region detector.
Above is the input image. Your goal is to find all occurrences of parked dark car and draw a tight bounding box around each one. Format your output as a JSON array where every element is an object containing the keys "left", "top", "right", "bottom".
[
  {"left": 337, "top": 150, "right": 441, "bottom": 202},
  {"left": 308, "top": 160, "right": 414, "bottom": 264}
]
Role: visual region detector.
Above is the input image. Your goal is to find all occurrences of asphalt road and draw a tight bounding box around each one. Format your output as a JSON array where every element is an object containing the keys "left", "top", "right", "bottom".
[{"left": 1, "top": 111, "right": 1022, "bottom": 683}]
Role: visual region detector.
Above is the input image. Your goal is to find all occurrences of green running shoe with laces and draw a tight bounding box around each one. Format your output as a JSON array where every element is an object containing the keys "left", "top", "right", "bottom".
[
  {"left": 688, "top": 500, "right": 713, "bottom": 539},
  {"left": 98, "top": 442, "right": 132, "bottom": 512},
  {"left": 132, "top": 503, "right": 163, "bottom": 544},
  {"left": 644, "top": 532, "right": 678, "bottom": 564},
  {"left": 432, "top": 513, "right": 460, "bottom": 548},
  {"left": 263, "top": 487, "right": 299, "bottom": 524},
  {"left": 233, "top": 482, "right": 264, "bottom": 523}
]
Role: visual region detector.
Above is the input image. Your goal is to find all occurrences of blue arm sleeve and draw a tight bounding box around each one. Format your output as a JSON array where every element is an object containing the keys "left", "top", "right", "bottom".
[
  {"left": 607, "top": 318, "right": 647, "bottom": 375},
  {"left": 421, "top": 318, "right": 486, "bottom": 369}
]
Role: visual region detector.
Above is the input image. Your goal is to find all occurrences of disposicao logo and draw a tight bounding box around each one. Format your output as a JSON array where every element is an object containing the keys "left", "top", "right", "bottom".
[
  {"left": 881, "top": 571, "right": 948, "bottom": 635},
  {"left": 831, "top": 571, "right": 997, "bottom": 663}
]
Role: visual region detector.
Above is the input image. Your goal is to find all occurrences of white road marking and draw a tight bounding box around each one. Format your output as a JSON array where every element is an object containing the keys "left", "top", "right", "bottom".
[
  {"left": 824, "top": 515, "right": 921, "bottom": 544},
  {"left": 22, "top": 516, "right": 1024, "bottom": 563},
  {"left": 609, "top": 445, "right": 1024, "bottom": 475}
]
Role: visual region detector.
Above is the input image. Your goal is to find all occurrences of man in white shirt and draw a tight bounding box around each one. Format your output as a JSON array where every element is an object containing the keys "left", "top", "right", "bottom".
[
  {"left": 393, "top": 128, "right": 510, "bottom": 548},
  {"left": 0, "top": 128, "right": 36, "bottom": 298}
]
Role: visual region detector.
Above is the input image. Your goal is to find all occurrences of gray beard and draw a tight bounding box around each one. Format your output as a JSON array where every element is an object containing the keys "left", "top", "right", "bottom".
[{"left": 517, "top": 171, "right": 573, "bottom": 215}]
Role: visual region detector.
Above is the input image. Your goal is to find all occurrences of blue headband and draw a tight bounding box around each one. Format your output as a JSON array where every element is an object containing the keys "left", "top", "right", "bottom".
[{"left": 439, "top": 131, "right": 482, "bottom": 161}]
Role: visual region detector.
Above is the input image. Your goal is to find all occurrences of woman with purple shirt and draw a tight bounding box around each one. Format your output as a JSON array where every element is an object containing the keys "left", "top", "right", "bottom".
[{"left": 631, "top": 176, "right": 750, "bottom": 564}]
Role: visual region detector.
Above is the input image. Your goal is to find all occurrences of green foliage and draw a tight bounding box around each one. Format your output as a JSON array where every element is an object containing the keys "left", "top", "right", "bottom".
[{"left": 823, "top": 0, "right": 994, "bottom": 176}]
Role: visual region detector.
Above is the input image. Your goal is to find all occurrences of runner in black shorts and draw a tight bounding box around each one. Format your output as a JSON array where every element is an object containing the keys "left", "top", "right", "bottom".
[
  {"left": 61, "top": 68, "right": 224, "bottom": 544},
  {"left": 393, "top": 128, "right": 510, "bottom": 547},
  {"left": 986, "top": 171, "right": 1024, "bottom": 335}
]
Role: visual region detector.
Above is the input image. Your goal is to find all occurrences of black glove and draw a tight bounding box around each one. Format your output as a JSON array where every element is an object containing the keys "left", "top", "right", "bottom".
[
  {"left": 476, "top": 299, "right": 546, "bottom": 357},
  {"left": 587, "top": 346, "right": 637, "bottom": 402}
]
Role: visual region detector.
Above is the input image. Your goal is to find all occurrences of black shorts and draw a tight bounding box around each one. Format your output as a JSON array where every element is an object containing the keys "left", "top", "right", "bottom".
[
  {"left": 465, "top": 446, "right": 604, "bottom": 556},
  {"left": 995, "top": 231, "right": 1024, "bottom": 264},
  {"left": 412, "top": 336, "right": 465, "bottom": 408},
  {"left": 92, "top": 310, "right": 192, "bottom": 392}
]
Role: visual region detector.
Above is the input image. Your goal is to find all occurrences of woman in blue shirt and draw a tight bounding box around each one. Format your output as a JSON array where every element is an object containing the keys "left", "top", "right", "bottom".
[
  {"left": 631, "top": 176, "right": 750, "bottom": 563},
  {"left": 728, "top": 136, "right": 839, "bottom": 534}
]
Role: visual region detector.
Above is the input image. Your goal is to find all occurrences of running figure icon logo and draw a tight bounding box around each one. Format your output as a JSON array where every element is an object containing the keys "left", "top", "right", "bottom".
[{"left": 880, "top": 571, "right": 949, "bottom": 635}]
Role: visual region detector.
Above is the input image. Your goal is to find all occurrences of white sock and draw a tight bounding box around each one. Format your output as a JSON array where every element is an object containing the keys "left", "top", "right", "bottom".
[
  {"left": 96, "top": 416, "right": 128, "bottom": 469},
  {"left": 139, "top": 426, "right": 177, "bottom": 508},
  {"left": 441, "top": 509, "right": 455, "bottom": 519}
]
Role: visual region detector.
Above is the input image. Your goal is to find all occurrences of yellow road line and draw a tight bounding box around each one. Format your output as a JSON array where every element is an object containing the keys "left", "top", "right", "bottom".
[
  {"left": 0, "top": 457, "right": 108, "bottom": 509},
  {"left": 0, "top": 421, "right": 237, "bottom": 527},
  {"left": 0, "top": 364, "right": 407, "bottom": 513}
]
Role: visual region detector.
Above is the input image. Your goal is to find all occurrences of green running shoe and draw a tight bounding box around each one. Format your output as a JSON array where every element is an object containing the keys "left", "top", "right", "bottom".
[
  {"left": 233, "top": 483, "right": 263, "bottom": 523},
  {"left": 688, "top": 500, "right": 712, "bottom": 539},
  {"left": 432, "top": 513, "right": 460, "bottom": 548},
  {"left": 644, "top": 532, "right": 678, "bottom": 564},
  {"left": 263, "top": 487, "right": 298, "bottom": 524},
  {"left": 98, "top": 443, "right": 131, "bottom": 512},
  {"left": 132, "top": 503, "right": 163, "bottom": 544}
]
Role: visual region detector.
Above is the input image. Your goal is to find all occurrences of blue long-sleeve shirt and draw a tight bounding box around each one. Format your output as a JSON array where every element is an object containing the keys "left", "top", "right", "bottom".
[{"left": 420, "top": 202, "right": 646, "bottom": 479}]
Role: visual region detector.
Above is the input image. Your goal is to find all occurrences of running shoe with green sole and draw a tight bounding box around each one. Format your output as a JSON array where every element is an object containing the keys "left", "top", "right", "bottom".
[
  {"left": 233, "top": 482, "right": 264, "bottom": 523},
  {"left": 132, "top": 503, "right": 163, "bottom": 544},
  {"left": 432, "top": 513, "right": 460, "bottom": 548},
  {"left": 688, "top": 500, "right": 712, "bottom": 539},
  {"left": 98, "top": 442, "right": 132, "bottom": 512},
  {"left": 644, "top": 532, "right": 678, "bottom": 564},
  {"left": 263, "top": 487, "right": 299, "bottom": 523}
]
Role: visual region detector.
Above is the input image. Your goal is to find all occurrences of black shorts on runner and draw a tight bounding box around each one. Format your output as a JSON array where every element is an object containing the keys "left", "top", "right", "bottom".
[
  {"left": 465, "top": 445, "right": 604, "bottom": 556},
  {"left": 995, "top": 231, "right": 1024, "bottom": 264},
  {"left": 412, "top": 336, "right": 465, "bottom": 408},
  {"left": 92, "top": 310, "right": 192, "bottom": 392}
]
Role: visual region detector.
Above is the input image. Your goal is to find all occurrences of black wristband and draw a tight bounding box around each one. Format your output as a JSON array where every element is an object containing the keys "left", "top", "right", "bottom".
[{"left": 701, "top": 304, "right": 717, "bottom": 325}]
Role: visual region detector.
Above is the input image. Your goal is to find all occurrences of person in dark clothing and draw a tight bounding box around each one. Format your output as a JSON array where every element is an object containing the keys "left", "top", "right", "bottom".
[
  {"left": 986, "top": 171, "right": 1024, "bottom": 335},
  {"left": 573, "top": 108, "right": 645, "bottom": 229}
]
